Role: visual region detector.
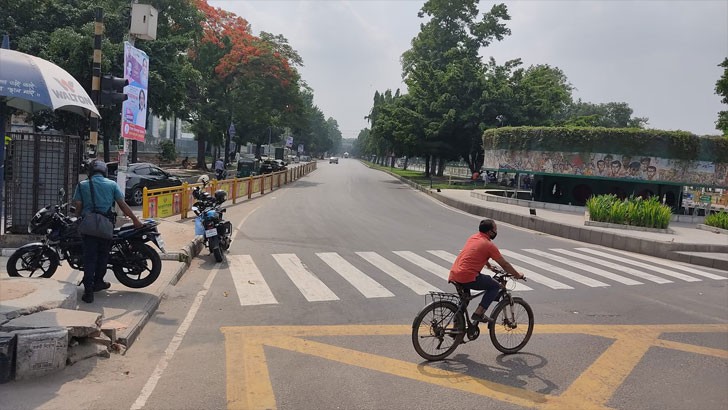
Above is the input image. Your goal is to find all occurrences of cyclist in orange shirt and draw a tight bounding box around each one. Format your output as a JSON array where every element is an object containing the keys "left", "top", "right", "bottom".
[{"left": 448, "top": 219, "right": 525, "bottom": 323}]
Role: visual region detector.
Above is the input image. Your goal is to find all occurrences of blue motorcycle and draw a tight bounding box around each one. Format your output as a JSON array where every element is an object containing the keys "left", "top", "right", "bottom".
[{"left": 192, "top": 182, "right": 232, "bottom": 262}]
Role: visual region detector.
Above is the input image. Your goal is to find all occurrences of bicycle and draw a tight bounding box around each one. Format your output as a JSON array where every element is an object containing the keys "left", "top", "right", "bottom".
[{"left": 411, "top": 266, "right": 534, "bottom": 360}]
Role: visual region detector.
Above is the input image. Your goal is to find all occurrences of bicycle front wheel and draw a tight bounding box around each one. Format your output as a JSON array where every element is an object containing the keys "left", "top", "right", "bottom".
[
  {"left": 489, "top": 297, "right": 534, "bottom": 354},
  {"left": 411, "top": 301, "right": 465, "bottom": 361}
]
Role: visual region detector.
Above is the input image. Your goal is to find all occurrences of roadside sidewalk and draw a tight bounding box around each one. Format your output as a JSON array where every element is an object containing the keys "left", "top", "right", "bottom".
[{"left": 435, "top": 189, "right": 728, "bottom": 269}]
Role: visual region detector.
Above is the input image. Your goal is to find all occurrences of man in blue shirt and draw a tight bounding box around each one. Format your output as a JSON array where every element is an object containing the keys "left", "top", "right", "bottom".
[{"left": 73, "top": 159, "right": 142, "bottom": 303}]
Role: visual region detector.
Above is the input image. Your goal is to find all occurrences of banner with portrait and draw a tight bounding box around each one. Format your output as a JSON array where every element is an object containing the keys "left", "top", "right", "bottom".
[{"left": 121, "top": 42, "right": 149, "bottom": 142}]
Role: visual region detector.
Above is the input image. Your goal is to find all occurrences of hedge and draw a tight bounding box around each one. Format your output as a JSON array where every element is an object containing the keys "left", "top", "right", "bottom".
[{"left": 482, "top": 127, "right": 728, "bottom": 162}]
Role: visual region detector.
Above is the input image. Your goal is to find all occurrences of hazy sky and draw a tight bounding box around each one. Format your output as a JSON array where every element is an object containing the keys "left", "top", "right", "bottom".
[{"left": 209, "top": 0, "right": 728, "bottom": 139}]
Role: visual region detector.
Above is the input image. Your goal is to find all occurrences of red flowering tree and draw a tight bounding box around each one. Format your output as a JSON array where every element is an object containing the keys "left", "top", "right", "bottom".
[{"left": 189, "top": 1, "right": 303, "bottom": 167}]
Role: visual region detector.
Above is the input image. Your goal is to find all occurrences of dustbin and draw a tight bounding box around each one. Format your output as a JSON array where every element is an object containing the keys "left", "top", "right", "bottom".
[{"left": 0, "top": 332, "right": 17, "bottom": 383}]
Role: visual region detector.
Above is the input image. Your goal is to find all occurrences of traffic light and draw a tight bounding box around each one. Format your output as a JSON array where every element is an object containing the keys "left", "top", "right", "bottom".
[{"left": 98, "top": 75, "right": 128, "bottom": 106}]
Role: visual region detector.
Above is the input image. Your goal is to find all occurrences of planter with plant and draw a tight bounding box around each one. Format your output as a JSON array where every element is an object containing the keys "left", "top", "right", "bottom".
[
  {"left": 585, "top": 194, "right": 672, "bottom": 229},
  {"left": 704, "top": 211, "right": 728, "bottom": 230}
]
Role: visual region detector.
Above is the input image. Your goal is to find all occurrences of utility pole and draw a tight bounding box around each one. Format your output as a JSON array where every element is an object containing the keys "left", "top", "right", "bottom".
[{"left": 90, "top": 8, "right": 103, "bottom": 157}]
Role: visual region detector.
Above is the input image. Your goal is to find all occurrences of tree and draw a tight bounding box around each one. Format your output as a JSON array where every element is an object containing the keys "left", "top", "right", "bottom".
[
  {"left": 558, "top": 100, "right": 648, "bottom": 128},
  {"left": 0, "top": 0, "right": 203, "bottom": 158},
  {"left": 401, "top": 1, "right": 511, "bottom": 176},
  {"left": 716, "top": 58, "right": 728, "bottom": 136},
  {"left": 191, "top": 1, "right": 305, "bottom": 166}
]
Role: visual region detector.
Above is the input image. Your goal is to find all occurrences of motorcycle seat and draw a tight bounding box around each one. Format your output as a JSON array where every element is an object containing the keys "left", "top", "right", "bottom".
[{"left": 114, "top": 223, "right": 137, "bottom": 232}]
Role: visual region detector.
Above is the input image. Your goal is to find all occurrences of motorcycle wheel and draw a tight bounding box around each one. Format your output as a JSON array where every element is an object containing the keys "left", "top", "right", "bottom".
[
  {"left": 7, "top": 247, "right": 59, "bottom": 278},
  {"left": 112, "top": 242, "right": 162, "bottom": 288},
  {"left": 212, "top": 247, "right": 224, "bottom": 263}
]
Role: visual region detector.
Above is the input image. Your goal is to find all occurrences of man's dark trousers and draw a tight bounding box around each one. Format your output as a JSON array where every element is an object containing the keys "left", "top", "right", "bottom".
[{"left": 81, "top": 235, "right": 112, "bottom": 292}]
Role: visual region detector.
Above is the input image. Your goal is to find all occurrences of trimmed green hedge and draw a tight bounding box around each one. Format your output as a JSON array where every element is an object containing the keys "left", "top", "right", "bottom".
[{"left": 482, "top": 127, "right": 728, "bottom": 162}]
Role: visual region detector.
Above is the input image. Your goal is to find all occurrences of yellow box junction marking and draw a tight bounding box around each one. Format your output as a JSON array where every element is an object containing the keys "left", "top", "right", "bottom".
[{"left": 221, "top": 324, "right": 728, "bottom": 410}]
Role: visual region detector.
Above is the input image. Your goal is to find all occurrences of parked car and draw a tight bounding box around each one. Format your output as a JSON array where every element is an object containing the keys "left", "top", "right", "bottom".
[
  {"left": 107, "top": 162, "right": 183, "bottom": 206},
  {"left": 329, "top": 156, "right": 339, "bottom": 164},
  {"left": 274, "top": 159, "right": 288, "bottom": 170},
  {"left": 259, "top": 159, "right": 278, "bottom": 174}
]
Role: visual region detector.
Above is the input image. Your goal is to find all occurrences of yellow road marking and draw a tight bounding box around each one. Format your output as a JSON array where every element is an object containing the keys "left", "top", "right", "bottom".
[
  {"left": 537, "top": 329, "right": 658, "bottom": 410},
  {"left": 653, "top": 339, "right": 728, "bottom": 359},
  {"left": 224, "top": 331, "right": 276, "bottom": 410},
  {"left": 222, "top": 324, "right": 728, "bottom": 410},
  {"left": 266, "top": 336, "right": 548, "bottom": 408}
]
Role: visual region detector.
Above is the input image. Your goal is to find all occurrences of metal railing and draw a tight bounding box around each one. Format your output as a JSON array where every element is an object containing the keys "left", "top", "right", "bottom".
[
  {"left": 141, "top": 162, "right": 317, "bottom": 219},
  {"left": 2, "top": 132, "right": 82, "bottom": 234}
]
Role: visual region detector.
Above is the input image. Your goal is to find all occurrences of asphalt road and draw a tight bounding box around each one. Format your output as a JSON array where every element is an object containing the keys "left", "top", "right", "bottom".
[{"left": 2, "top": 159, "right": 727, "bottom": 410}]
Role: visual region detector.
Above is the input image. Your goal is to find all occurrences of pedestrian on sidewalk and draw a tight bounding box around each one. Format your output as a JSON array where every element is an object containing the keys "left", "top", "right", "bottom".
[{"left": 73, "top": 159, "right": 143, "bottom": 303}]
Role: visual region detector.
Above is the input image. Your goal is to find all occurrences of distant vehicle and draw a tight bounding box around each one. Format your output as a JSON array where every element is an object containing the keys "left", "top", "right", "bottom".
[
  {"left": 329, "top": 156, "right": 339, "bottom": 164},
  {"left": 300, "top": 155, "right": 310, "bottom": 162},
  {"left": 259, "top": 159, "right": 287, "bottom": 174},
  {"left": 344, "top": 152, "right": 349, "bottom": 158},
  {"left": 107, "top": 162, "right": 182, "bottom": 206}
]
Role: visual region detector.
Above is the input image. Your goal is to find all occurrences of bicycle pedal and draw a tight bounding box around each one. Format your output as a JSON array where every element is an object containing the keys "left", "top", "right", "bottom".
[{"left": 466, "top": 326, "right": 480, "bottom": 341}]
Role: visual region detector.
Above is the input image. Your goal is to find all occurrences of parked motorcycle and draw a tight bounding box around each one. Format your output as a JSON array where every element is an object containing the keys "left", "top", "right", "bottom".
[
  {"left": 192, "top": 181, "right": 232, "bottom": 263},
  {"left": 6, "top": 189, "right": 165, "bottom": 288}
]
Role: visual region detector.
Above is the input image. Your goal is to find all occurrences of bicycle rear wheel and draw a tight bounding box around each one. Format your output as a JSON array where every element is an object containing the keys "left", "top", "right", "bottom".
[
  {"left": 489, "top": 297, "right": 534, "bottom": 354},
  {"left": 411, "top": 301, "right": 465, "bottom": 361}
]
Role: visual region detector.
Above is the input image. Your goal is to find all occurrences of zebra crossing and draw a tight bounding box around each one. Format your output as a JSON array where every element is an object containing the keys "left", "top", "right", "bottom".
[{"left": 225, "top": 248, "right": 728, "bottom": 306}]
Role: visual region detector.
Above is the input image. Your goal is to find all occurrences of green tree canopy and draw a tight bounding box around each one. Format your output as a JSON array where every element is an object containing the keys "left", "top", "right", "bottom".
[{"left": 715, "top": 57, "right": 728, "bottom": 136}]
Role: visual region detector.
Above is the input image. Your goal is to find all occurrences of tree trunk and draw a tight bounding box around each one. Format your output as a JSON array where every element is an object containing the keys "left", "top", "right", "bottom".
[
  {"left": 437, "top": 157, "right": 445, "bottom": 177},
  {"left": 196, "top": 139, "right": 207, "bottom": 170},
  {"left": 403, "top": 156, "right": 409, "bottom": 170},
  {"left": 425, "top": 155, "right": 431, "bottom": 178}
]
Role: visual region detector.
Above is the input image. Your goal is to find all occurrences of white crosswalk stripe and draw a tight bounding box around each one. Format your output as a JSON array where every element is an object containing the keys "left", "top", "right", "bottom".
[
  {"left": 223, "top": 248, "right": 725, "bottom": 306},
  {"left": 576, "top": 248, "right": 701, "bottom": 282},
  {"left": 551, "top": 248, "right": 672, "bottom": 284},
  {"left": 427, "top": 250, "right": 533, "bottom": 291},
  {"left": 524, "top": 249, "right": 643, "bottom": 285},
  {"left": 228, "top": 255, "right": 278, "bottom": 306},
  {"left": 357, "top": 252, "right": 443, "bottom": 294},
  {"left": 272, "top": 253, "right": 339, "bottom": 302},
  {"left": 393, "top": 251, "right": 450, "bottom": 280},
  {"left": 501, "top": 249, "right": 610, "bottom": 287},
  {"left": 607, "top": 249, "right": 727, "bottom": 280},
  {"left": 317, "top": 252, "right": 394, "bottom": 298},
  {"left": 507, "top": 263, "right": 574, "bottom": 290}
]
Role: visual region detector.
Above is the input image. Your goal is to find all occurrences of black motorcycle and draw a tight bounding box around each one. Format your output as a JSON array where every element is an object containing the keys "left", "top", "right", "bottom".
[
  {"left": 6, "top": 189, "right": 165, "bottom": 288},
  {"left": 192, "top": 182, "right": 232, "bottom": 263},
  {"left": 215, "top": 168, "right": 228, "bottom": 180}
]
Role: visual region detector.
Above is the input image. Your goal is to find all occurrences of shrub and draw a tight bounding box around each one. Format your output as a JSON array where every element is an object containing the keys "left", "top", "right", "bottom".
[
  {"left": 586, "top": 194, "right": 671, "bottom": 229},
  {"left": 704, "top": 211, "right": 728, "bottom": 230},
  {"left": 157, "top": 140, "right": 177, "bottom": 163}
]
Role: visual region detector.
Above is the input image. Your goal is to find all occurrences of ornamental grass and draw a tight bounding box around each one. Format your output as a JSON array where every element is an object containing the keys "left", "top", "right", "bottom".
[
  {"left": 585, "top": 194, "right": 672, "bottom": 229},
  {"left": 704, "top": 211, "right": 728, "bottom": 230}
]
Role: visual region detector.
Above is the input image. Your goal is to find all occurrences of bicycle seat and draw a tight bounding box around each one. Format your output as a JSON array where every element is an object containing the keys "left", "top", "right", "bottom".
[{"left": 449, "top": 281, "right": 471, "bottom": 299}]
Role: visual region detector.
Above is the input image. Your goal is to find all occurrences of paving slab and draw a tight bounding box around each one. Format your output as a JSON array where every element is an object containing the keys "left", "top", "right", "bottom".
[
  {"left": 0, "top": 278, "right": 77, "bottom": 325},
  {"left": 0, "top": 308, "right": 102, "bottom": 338}
]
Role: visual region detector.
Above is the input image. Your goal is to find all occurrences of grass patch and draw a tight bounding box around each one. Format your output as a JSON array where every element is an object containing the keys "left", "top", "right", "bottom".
[
  {"left": 704, "top": 211, "right": 728, "bottom": 230},
  {"left": 586, "top": 194, "right": 672, "bottom": 229},
  {"left": 365, "top": 162, "right": 490, "bottom": 190}
]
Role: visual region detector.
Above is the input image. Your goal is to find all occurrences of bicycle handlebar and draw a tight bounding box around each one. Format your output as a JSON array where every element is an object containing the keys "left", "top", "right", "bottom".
[{"left": 490, "top": 266, "right": 527, "bottom": 282}]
